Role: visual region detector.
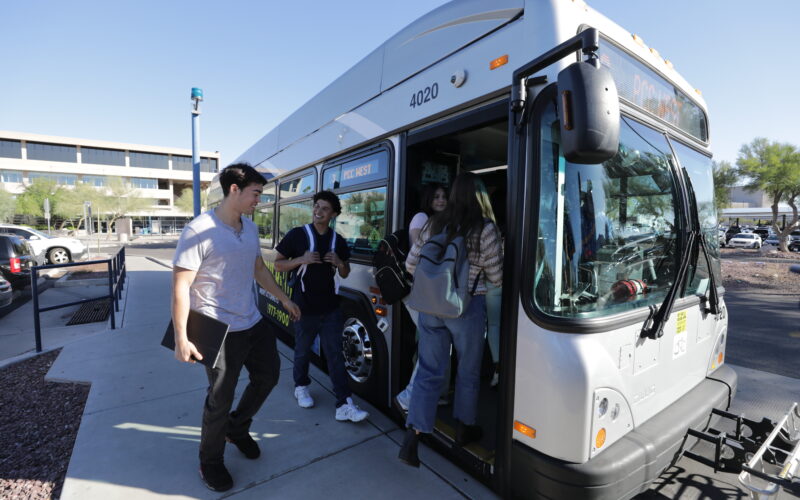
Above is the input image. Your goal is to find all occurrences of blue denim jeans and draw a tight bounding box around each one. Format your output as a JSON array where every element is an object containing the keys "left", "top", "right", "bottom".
[
  {"left": 485, "top": 283, "right": 502, "bottom": 364},
  {"left": 293, "top": 309, "right": 351, "bottom": 406},
  {"left": 406, "top": 295, "right": 487, "bottom": 433}
]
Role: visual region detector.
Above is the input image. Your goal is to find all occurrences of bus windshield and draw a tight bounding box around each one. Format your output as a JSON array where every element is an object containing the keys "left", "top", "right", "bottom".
[{"left": 533, "top": 105, "right": 690, "bottom": 319}]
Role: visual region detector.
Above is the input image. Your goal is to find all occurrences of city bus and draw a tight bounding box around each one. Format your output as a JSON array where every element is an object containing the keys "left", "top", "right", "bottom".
[{"left": 212, "top": 1, "right": 735, "bottom": 497}]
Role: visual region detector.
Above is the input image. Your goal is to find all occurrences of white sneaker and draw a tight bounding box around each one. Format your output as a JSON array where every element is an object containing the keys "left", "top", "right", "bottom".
[
  {"left": 335, "top": 397, "right": 369, "bottom": 422},
  {"left": 294, "top": 385, "right": 314, "bottom": 408}
]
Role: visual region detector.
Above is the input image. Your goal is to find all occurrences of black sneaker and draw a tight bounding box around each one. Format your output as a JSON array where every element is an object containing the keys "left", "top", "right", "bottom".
[
  {"left": 226, "top": 433, "right": 261, "bottom": 459},
  {"left": 199, "top": 462, "right": 233, "bottom": 492},
  {"left": 455, "top": 421, "right": 483, "bottom": 447}
]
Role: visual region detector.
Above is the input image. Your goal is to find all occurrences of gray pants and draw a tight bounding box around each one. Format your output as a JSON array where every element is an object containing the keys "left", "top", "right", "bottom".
[{"left": 199, "top": 318, "right": 280, "bottom": 464}]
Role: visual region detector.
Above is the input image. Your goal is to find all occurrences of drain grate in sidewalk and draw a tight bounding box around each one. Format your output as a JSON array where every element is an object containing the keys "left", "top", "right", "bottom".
[{"left": 66, "top": 299, "right": 111, "bottom": 325}]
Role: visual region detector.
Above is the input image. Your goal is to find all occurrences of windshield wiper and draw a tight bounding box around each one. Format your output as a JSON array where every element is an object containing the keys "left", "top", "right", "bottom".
[
  {"left": 683, "top": 169, "right": 720, "bottom": 314},
  {"left": 640, "top": 231, "right": 695, "bottom": 339},
  {"left": 640, "top": 167, "right": 720, "bottom": 339}
]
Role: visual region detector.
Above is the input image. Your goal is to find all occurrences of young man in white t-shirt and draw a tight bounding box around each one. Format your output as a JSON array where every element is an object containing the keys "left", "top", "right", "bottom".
[{"left": 172, "top": 163, "right": 300, "bottom": 492}]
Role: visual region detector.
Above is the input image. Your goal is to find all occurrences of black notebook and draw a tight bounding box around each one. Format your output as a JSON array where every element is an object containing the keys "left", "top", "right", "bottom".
[{"left": 162, "top": 310, "right": 229, "bottom": 369}]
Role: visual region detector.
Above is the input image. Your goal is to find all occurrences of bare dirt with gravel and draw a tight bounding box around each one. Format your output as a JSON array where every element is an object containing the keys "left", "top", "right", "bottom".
[
  {"left": 0, "top": 350, "right": 89, "bottom": 500},
  {"left": 720, "top": 246, "right": 800, "bottom": 293}
]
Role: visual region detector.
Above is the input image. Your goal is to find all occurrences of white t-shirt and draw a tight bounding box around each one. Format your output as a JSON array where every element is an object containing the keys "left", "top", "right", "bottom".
[
  {"left": 408, "top": 212, "right": 428, "bottom": 246},
  {"left": 173, "top": 210, "right": 262, "bottom": 332}
]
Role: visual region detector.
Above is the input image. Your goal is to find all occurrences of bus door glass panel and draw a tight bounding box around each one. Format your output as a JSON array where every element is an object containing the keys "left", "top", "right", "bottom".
[
  {"left": 254, "top": 204, "right": 275, "bottom": 247},
  {"left": 534, "top": 103, "right": 680, "bottom": 318},
  {"left": 334, "top": 187, "right": 387, "bottom": 254},
  {"left": 278, "top": 201, "right": 313, "bottom": 240},
  {"left": 672, "top": 141, "right": 720, "bottom": 296},
  {"left": 280, "top": 172, "right": 316, "bottom": 200}
]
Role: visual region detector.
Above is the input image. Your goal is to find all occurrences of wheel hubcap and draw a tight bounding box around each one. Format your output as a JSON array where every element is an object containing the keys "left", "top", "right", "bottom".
[
  {"left": 51, "top": 249, "right": 69, "bottom": 264},
  {"left": 342, "top": 318, "right": 373, "bottom": 383}
]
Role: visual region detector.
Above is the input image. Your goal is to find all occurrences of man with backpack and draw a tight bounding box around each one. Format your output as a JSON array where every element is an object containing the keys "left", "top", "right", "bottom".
[{"left": 274, "top": 190, "right": 369, "bottom": 423}]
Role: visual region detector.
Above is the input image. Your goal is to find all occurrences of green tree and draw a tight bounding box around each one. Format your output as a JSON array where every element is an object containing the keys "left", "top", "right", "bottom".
[
  {"left": 95, "top": 177, "right": 151, "bottom": 237},
  {"left": 0, "top": 187, "right": 16, "bottom": 222},
  {"left": 175, "top": 187, "right": 208, "bottom": 215},
  {"left": 712, "top": 160, "right": 738, "bottom": 214},
  {"left": 736, "top": 138, "right": 800, "bottom": 252},
  {"left": 16, "top": 178, "right": 62, "bottom": 217},
  {"left": 55, "top": 182, "right": 102, "bottom": 230}
]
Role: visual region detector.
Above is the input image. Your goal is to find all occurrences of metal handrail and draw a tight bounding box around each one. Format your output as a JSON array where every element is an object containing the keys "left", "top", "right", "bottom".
[{"left": 30, "top": 247, "right": 126, "bottom": 352}]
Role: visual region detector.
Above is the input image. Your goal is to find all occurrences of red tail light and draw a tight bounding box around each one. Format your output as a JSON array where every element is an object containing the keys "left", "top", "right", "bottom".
[{"left": 10, "top": 257, "right": 21, "bottom": 273}]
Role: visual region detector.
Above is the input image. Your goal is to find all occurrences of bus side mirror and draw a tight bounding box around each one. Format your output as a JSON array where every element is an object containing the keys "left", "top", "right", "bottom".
[{"left": 557, "top": 60, "right": 620, "bottom": 164}]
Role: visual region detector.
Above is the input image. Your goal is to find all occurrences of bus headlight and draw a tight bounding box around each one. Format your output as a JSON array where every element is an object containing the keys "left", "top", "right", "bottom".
[
  {"left": 709, "top": 329, "right": 727, "bottom": 373},
  {"left": 590, "top": 388, "right": 633, "bottom": 459}
]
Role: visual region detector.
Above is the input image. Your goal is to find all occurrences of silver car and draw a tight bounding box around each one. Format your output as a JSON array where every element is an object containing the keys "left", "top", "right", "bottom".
[
  {"left": 0, "top": 275, "right": 12, "bottom": 308},
  {"left": 0, "top": 224, "right": 87, "bottom": 264}
]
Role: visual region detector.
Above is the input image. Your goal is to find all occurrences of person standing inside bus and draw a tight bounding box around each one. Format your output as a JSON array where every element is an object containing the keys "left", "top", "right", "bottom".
[
  {"left": 274, "top": 190, "right": 370, "bottom": 423},
  {"left": 172, "top": 163, "right": 301, "bottom": 492},
  {"left": 398, "top": 172, "right": 503, "bottom": 467},
  {"left": 395, "top": 183, "right": 448, "bottom": 412}
]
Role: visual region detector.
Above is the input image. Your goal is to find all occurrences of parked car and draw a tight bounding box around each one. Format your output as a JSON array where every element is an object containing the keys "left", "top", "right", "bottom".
[
  {"left": 727, "top": 233, "right": 762, "bottom": 249},
  {"left": 753, "top": 228, "right": 770, "bottom": 241},
  {"left": 789, "top": 239, "right": 800, "bottom": 252},
  {"left": 0, "top": 224, "right": 86, "bottom": 264},
  {"left": 0, "top": 234, "right": 35, "bottom": 290},
  {"left": 764, "top": 235, "right": 780, "bottom": 246},
  {"left": 0, "top": 275, "right": 12, "bottom": 308}
]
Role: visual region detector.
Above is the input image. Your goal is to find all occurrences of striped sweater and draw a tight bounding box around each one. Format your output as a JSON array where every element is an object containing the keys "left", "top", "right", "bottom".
[{"left": 405, "top": 222, "right": 503, "bottom": 295}]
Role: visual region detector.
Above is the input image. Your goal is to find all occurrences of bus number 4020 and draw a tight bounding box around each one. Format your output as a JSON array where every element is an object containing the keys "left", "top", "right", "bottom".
[{"left": 409, "top": 83, "right": 439, "bottom": 108}]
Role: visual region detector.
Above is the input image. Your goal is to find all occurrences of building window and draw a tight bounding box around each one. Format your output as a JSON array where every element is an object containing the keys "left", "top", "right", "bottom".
[
  {"left": 201, "top": 158, "right": 218, "bottom": 172},
  {"left": 173, "top": 155, "right": 217, "bottom": 172},
  {"left": 27, "top": 142, "right": 77, "bottom": 163},
  {"left": 1, "top": 170, "right": 23, "bottom": 183},
  {"left": 82, "top": 175, "right": 107, "bottom": 187},
  {"left": 130, "top": 177, "right": 158, "bottom": 189},
  {"left": 82, "top": 147, "right": 126, "bottom": 166},
  {"left": 29, "top": 172, "right": 77, "bottom": 185},
  {"left": 157, "top": 199, "right": 170, "bottom": 206},
  {"left": 130, "top": 151, "right": 169, "bottom": 169},
  {"left": 0, "top": 140, "right": 22, "bottom": 159}
]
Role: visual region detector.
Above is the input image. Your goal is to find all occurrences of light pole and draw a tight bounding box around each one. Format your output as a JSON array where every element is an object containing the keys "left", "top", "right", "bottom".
[{"left": 191, "top": 87, "right": 203, "bottom": 217}]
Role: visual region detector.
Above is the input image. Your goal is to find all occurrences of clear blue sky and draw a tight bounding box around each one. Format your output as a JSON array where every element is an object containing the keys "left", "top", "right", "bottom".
[{"left": 1, "top": 1, "right": 797, "bottom": 167}]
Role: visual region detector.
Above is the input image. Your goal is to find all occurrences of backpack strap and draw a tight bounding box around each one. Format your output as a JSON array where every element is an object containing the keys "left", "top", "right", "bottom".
[
  {"left": 331, "top": 229, "right": 341, "bottom": 294},
  {"left": 470, "top": 269, "right": 484, "bottom": 295},
  {"left": 297, "top": 224, "right": 315, "bottom": 293}
]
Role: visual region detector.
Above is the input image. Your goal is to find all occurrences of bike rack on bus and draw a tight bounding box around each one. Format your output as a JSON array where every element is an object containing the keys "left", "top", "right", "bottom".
[{"left": 682, "top": 404, "right": 800, "bottom": 499}]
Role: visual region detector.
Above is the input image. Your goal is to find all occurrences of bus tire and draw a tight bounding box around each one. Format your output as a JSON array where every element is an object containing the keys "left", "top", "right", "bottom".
[{"left": 340, "top": 296, "right": 388, "bottom": 405}]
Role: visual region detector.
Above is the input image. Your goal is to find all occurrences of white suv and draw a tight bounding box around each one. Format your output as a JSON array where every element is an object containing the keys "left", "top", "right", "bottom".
[
  {"left": 0, "top": 224, "right": 87, "bottom": 264},
  {"left": 727, "top": 233, "right": 762, "bottom": 249}
]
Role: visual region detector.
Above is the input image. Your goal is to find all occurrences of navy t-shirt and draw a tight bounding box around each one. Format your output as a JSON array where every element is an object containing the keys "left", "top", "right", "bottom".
[{"left": 276, "top": 225, "right": 351, "bottom": 315}]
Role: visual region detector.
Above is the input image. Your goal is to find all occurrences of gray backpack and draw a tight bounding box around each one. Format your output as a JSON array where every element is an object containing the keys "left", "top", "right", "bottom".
[{"left": 406, "top": 231, "right": 480, "bottom": 319}]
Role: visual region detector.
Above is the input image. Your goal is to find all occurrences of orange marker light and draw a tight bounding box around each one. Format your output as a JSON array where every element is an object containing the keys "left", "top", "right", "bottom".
[
  {"left": 595, "top": 428, "right": 607, "bottom": 449},
  {"left": 718, "top": 352, "right": 724, "bottom": 365},
  {"left": 514, "top": 421, "right": 536, "bottom": 439},
  {"left": 632, "top": 34, "right": 645, "bottom": 47},
  {"left": 371, "top": 296, "right": 378, "bottom": 304},
  {"left": 490, "top": 55, "right": 509, "bottom": 70},
  {"left": 369, "top": 286, "right": 381, "bottom": 294},
  {"left": 374, "top": 306, "right": 387, "bottom": 317}
]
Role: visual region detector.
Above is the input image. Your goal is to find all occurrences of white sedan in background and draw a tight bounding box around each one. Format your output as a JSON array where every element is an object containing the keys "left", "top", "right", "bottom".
[
  {"left": 727, "top": 233, "right": 762, "bottom": 249},
  {"left": 0, "top": 224, "right": 87, "bottom": 264}
]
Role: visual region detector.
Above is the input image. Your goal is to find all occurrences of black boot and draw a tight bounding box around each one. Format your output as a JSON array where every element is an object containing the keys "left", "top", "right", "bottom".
[
  {"left": 398, "top": 428, "right": 420, "bottom": 467},
  {"left": 455, "top": 421, "right": 483, "bottom": 447}
]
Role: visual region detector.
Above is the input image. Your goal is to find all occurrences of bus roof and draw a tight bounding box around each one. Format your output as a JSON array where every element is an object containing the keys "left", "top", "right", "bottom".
[{"left": 237, "top": 0, "right": 707, "bottom": 175}]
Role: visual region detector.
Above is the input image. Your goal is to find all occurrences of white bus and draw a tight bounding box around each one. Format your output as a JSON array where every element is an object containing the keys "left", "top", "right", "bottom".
[{"left": 215, "top": 1, "right": 735, "bottom": 497}]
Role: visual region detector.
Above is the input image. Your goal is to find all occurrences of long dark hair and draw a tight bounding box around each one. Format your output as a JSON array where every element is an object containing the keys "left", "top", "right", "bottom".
[
  {"left": 419, "top": 183, "right": 446, "bottom": 216},
  {"left": 427, "top": 172, "right": 493, "bottom": 252}
]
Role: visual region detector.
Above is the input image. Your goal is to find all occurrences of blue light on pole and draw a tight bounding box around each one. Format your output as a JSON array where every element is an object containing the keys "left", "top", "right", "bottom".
[{"left": 191, "top": 87, "right": 203, "bottom": 217}]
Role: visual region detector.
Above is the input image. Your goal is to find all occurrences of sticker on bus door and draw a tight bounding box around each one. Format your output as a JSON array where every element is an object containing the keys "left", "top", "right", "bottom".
[{"left": 673, "top": 311, "right": 688, "bottom": 359}]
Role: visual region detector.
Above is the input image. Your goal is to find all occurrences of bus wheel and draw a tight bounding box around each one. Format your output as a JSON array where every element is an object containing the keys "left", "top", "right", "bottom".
[
  {"left": 340, "top": 311, "right": 387, "bottom": 404},
  {"left": 342, "top": 317, "right": 373, "bottom": 383}
]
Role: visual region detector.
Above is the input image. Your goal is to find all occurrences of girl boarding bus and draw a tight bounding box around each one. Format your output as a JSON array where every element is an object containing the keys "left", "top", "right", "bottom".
[{"left": 211, "top": 1, "right": 735, "bottom": 497}]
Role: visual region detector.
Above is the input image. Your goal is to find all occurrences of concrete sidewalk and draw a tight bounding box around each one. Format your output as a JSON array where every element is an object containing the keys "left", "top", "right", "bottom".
[{"left": 38, "top": 256, "right": 496, "bottom": 500}]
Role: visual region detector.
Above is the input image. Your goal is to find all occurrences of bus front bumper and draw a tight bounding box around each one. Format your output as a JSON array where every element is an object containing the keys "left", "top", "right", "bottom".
[{"left": 510, "top": 364, "right": 737, "bottom": 500}]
